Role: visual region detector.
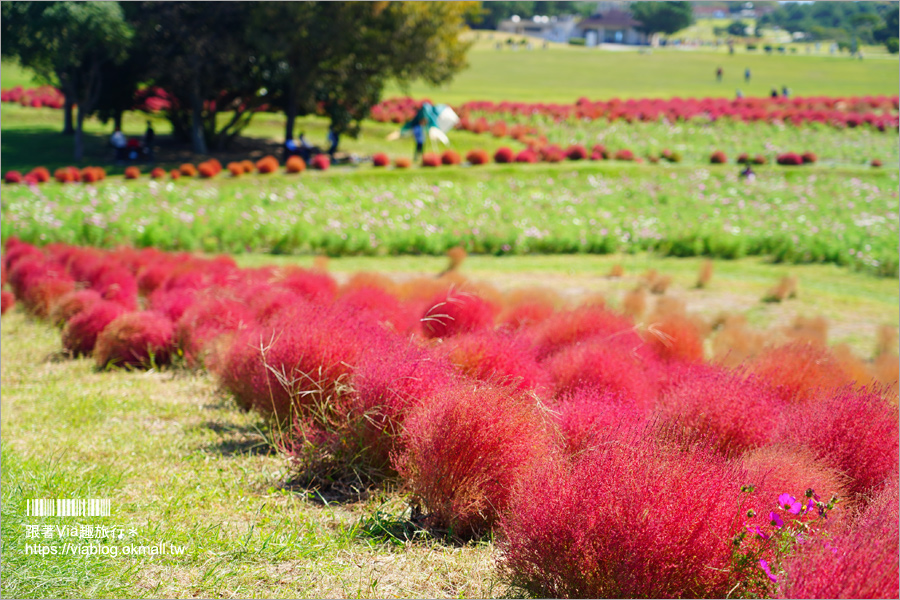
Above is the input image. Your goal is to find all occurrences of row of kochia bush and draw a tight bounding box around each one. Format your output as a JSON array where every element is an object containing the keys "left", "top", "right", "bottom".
[
  {"left": 2, "top": 238, "right": 897, "bottom": 599},
  {"left": 5, "top": 146, "right": 879, "bottom": 186},
  {"left": 373, "top": 95, "right": 900, "bottom": 132}
]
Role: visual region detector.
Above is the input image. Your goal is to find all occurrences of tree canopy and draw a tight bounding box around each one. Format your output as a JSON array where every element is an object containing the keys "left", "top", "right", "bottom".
[
  {"left": 2, "top": 1, "right": 133, "bottom": 159},
  {"left": 630, "top": 2, "right": 694, "bottom": 37},
  {"left": 1, "top": 1, "right": 476, "bottom": 156}
]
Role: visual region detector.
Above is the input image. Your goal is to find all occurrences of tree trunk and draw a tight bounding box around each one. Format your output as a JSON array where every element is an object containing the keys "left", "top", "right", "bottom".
[
  {"left": 63, "top": 95, "right": 75, "bottom": 135},
  {"left": 113, "top": 109, "right": 123, "bottom": 131},
  {"left": 74, "top": 106, "right": 85, "bottom": 162},
  {"left": 189, "top": 88, "right": 208, "bottom": 155},
  {"left": 284, "top": 85, "right": 297, "bottom": 142}
]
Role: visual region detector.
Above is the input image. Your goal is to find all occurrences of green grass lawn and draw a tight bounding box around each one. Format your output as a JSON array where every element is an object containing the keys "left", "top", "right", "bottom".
[
  {"left": 386, "top": 40, "right": 899, "bottom": 104},
  {"left": 0, "top": 312, "right": 503, "bottom": 598}
]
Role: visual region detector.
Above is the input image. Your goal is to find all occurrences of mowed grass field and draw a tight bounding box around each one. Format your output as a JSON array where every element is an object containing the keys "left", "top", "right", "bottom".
[
  {"left": 386, "top": 36, "right": 900, "bottom": 103},
  {"left": 2, "top": 40, "right": 899, "bottom": 598}
]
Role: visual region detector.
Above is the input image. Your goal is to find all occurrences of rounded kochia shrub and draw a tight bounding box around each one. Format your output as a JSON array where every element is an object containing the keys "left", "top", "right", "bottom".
[
  {"left": 777, "top": 152, "right": 804, "bottom": 166},
  {"left": 5, "top": 171, "right": 23, "bottom": 184},
  {"left": 179, "top": 163, "right": 197, "bottom": 177},
  {"left": 565, "top": 144, "right": 587, "bottom": 161},
  {"left": 466, "top": 149, "right": 490, "bottom": 165},
  {"left": 499, "top": 428, "right": 752, "bottom": 598},
  {"left": 150, "top": 167, "right": 166, "bottom": 179},
  {"left": 94, "top": 311, "right": 175, "bottom": 370},
  {"left": 493, "top": 147, "right": 514, "bottom": 164},
  {"left": 61, "top": 300, "right": 127, "bottom": 356},
  {"left": 710, "top": 150, "right": 728, "bottom": 164},
  {"left": 372, "top": 153, "right": 390, "bottom": 167},
  {"left": 255, "top": 155, "right": 279, "bottom": 174},
  {"left": 395, "top": 382, "right": 555, "bottom": 538},
  {"left": 124, "top": 166, "right": 141, "bottom": 179},
  {"left": 394, "top": 156, "right": 412, "bottom": 169},
  {"left": 421, "top": 288, "right": 498, "bottom": 339},
  {"left": 440, "top": 149, "right": 461, "bottom": 165},
  {"left": 285, "top": 156, "right": 306, "bottom": 173},
  {"left": 311, "top": 154, "right": 330, "bottom": 171},
  {"left": 421, "top": 152, "right": 440, "bottom": 167}
]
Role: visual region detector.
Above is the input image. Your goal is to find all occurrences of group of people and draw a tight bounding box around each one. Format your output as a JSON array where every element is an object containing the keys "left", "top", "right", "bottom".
[
  {"left": 719, "top": 66, "right": 791, "bottom": 100},
  {"left": 284, "top": 128, "right": 340, "bottom": 162},
  {"left": 110, "top": 121, "right": 155, "bottom": 163}
]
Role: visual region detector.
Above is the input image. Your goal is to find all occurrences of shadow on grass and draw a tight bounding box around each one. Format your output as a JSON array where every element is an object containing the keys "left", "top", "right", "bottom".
[{"left": 198, "top": 420, "right": 276, "bottom": 457}]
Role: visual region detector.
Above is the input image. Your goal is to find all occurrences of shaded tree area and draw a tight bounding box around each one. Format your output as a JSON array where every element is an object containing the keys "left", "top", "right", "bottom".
[
  {"left": 1, "top": 1, "right": 133, "bottom": 160},
  {"left": 1, "top": 1, "right": 476, "bottom": 157}
]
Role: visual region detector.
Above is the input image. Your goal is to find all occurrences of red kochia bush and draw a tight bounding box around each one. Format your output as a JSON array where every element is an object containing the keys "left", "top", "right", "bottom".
[
  {"left": 179, "top": 163, "right": 197, "bottom": 177},
  {"left": 544, "top": 337, "right": 658, "bottom": 408},
  {"left": 335, "top": 344, "right": 456, "bottom": 473},
  {"left": 613, "top": 148, "right": 635, "bottom": 161},
  {"left": 396, "top": 383, "right": 554, "bottom": 538},
  {"left": 394, "top": 156, "right": 411, "bottom": 169},
  {"left": 310, "top": 154, "right": 330, "bottom": 170},
  {"left": 150, "top": 167, "right": 166, "bottom": 179},
  {"left": 553, "top": 386, "right": 649, "bottom": 456},
  {"left": 710, "top": 150, "right": 728, "bottom": 164},
  {"left": 437, "top": 331, "right": 551, "bottom": 394},
  {"left": 645, "top": 313, "right": 705, "bottom": 363},
  {"left": 499, "top": 430, "right": 751, "bottom": 599},
  {"left": 5, "top": 171, "right": 22, "bottom": 183},
  {"left": 1, "top": 290, "right": 14, "bottom": 315},
  {"left": 565, "top": 144, "right": 587, "bottom": 161},
  {"left": 255, "top": 155, "right": 279, "bottom": 174},
  {"left": 783, "top": 386, "right": 898, "bottom": 499},
  {"left": 22, "top": 277, "right": 75, "bottom": 319},
  {"left": 227, "top": 162, "right": 244, "bottom": 176},
  {"left": 30, "top": 167, "right": 50, "bottom": 183},
  {"left": 750, "top": 341, "right": 851, "bottom": 403},
  {"left": 218, "top": 307, "right": 382, "bottom": 416},
  {"left": 421, "top": 152, "right": 440, "bottom": 167},
  {"left": 871, "top": 158, "right": 882, "bottom": 167},
  {"left": 170, "top": 169, "right": 181, "bottom": 179},
  {"left": 175, "top": 296, "right": 256, "bottom": 369},
  {"left": 94, "top": 311, "right": 175, "bottom": 369},
  {"left": 515, "top": 149, "right": 538, "bottom": 163},
  {"left": 801, "top": 151, "right": 818, "bottom": 164},
  {"left": 440, "top": 149, "right": 461, "bottom": 165},
  {"left": 148, "top": 288, "right": 198, "bottom": 323},
  {"left": 124, "top": 166, "right": 140, "bottom": 179},
  {"left": 61, "top": 300, "right": 126, "bottom": 356},
  {"left": 777, "top": 152, "right": 803, "bottom": 166},
  {"left": 197, "top": 162, "right": 217, "bottom": 178},
  {"left": 372, "top": 153, "right": 390, "bottom": 167},
  {"left": 49, "top": 289, "right": 102, "bottom": 326},
  {"left": 421, "top": 288, "right": 498, "bottom": 338},
  {"left": 778, "top": 478, "right": 898, "bottom": 599},
  {"left": 659, "top": 363, "right": 781, "bottom": 455},
  {"left": 466, "top": 149, "right": 490, "bottom": 165},
  {"left": 530, "top": 305, "right": 637, "bottom": 360},
  {"left": 285, "top": 156, "right": 306, "bottom": 173}
]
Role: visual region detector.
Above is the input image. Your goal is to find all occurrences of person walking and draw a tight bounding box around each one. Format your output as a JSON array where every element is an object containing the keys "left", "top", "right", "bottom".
[
  {"left": 716, "top": 66, "right": 723, "bottom": 82},
  {"left": 744, "top": 67, "right": 751, "bottom": 83},
  {"left": 412, "top": 118, "right": 426, "bottom": 162}
]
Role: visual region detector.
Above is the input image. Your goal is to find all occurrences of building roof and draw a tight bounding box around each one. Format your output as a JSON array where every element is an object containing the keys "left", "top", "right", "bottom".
[{"left": 577, "top": 9, "right": 642, "bottom": 29}]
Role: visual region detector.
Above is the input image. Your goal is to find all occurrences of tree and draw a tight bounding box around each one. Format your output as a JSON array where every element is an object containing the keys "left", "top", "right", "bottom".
[
  {"left": 629, "top": 1, "right": 693, "bottom": 38},
  {"left": 874, "top": 6, "right": 899, "bottom": 54},
  {"left": 252, "top": 2, "right": 477, "bottom": 142},
  {"left": 1, "top": 1, "right": 133, "bottom": 159},
  {"left": 128, "top": 2, "right": 271, "bottom": 154},
  {"left": 727, "top": 20, "right": 748, "bottom": 37}
]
